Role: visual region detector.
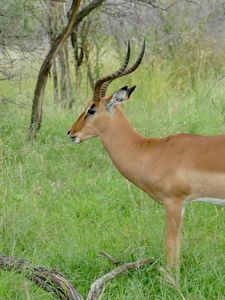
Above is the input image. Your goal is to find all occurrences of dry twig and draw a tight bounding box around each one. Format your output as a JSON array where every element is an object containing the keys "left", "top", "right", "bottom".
[{"left": 87, "top": 256, "right": 154, "bottom": 300}]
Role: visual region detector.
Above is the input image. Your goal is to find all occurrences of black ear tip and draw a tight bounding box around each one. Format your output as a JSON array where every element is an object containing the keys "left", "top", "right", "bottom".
[
  {"left": 127, "top": 85, "right": 136, "bottom": 97},
  {"left": 121, "top": 86, "right": 128, "bottom": 91}
]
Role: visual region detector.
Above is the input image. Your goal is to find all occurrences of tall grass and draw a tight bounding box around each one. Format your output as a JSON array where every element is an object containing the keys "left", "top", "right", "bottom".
[{"left": 0, "top": 43, "right": 225, "bottom": 299}]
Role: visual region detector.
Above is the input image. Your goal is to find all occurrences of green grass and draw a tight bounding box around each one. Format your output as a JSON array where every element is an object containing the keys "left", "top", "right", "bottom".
[{"left": 0, "top": 51, "right": 225, "bottom": 299}]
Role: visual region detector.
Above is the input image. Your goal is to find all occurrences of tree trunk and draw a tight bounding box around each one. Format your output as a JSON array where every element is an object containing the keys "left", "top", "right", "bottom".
[
  {"left": 48, "top": 0, "right": 63, "bottom": 104},
  {"left": 70, "top": 30, "right": 83, "bottom": 108},
  {"left": 52, "top": 58, "right": 59, "bottom": 103},
  {"left": 29, "top": 0, "right": 105, "bottom": 139},
  {"left": 64, "top": 42, "right": 73, "bottom": 106},
  {"left": 29, "top": 0, "right": 81, "bottom": 139},
  {"left": 59, "top": 48, "right": 68, "bottom": 107},
  {"left": 48, "top": 0, "right": 72, "bottom": 107}
]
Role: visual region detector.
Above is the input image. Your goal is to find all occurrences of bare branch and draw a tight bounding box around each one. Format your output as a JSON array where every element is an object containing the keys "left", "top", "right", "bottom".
[
  {"left": 0, "top": 253, "right": 155, "bottom": 300},
  {"left": 86, "top": 258, "right": 154, "bottom": 300},
  {"left": 99, "top": 251, "right": 121, "bottom": 266},
  {"left": 135, "top": 0, "right": 181, "bottom": 12},
  {"left": 73, "top": 0, "right": 105, "bottom": 29},
  {"left": 0, "top": 97, "right": 30, "bottom": 109},
  {"left": 0, "top": 255, "right": 83, "bottom": 300}
]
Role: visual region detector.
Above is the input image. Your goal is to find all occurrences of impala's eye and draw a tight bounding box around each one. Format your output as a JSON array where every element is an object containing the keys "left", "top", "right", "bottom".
[
  {"left": 87, "top": 109, "right": 95, "bottom": 115},
  {"left": 86, "top": 104, "right": 96, "bottom": 117}
]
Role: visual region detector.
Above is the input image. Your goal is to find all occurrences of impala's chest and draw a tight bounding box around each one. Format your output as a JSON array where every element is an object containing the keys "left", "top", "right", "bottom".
[{"left": 109, "top": 154, "right": 164, "bottom": 202}]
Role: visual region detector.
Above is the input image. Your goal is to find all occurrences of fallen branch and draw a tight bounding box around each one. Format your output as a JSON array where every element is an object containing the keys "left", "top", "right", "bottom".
[
  {"left": 0, "top": 255, "right": 83, "bottom": 300},
  {"left": 87, "top": 256, "right": 154, "bottom": 300},
  {"left": 0, "top": 253, "right": 155, "bottom": 300},
  {"left": 99, "top": 250, "right": 121, "bottom": 265}
]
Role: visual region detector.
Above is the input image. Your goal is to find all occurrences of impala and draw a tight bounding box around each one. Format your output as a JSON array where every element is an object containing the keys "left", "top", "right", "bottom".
[{"left": 67, "top": 41, "right": 225, "bottom": 277}]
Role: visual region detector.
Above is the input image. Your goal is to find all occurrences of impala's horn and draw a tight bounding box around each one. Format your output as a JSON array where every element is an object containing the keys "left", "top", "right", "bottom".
[
  {"left": 93, "top": 40, "right": 145, "bottom": 102},
  {"left": 93, "top": 41, "right": 131, "bottom": 102}
]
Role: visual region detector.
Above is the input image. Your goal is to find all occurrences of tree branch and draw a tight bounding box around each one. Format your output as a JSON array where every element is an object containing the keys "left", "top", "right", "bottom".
[
  {"left": 29, "top": 0, "right": 81, "bottom": 139},
  {"left": 73, "top": 0, "right": 105, "bottom": 29},
  {"left": 99, "top": 251, "right": 121, "bottom": 265},
  {"left": 0, "top": 255, "right": 83, "bottom": 300},
  {"left": 86, "top": 257, "right": 154, "bottom": 300},
  {"left": 0, "top": 253, "right": 155, "bottom": 300}
]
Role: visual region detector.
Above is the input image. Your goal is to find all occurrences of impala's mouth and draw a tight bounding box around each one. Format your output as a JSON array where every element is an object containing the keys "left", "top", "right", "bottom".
[{"left": 70, "top": 135, "right": 81, "bottom": 144}]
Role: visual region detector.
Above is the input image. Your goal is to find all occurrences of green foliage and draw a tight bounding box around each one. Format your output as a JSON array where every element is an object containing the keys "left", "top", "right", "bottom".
[{"left": 1, "top": 43, "right": 225, "bottom": 299}]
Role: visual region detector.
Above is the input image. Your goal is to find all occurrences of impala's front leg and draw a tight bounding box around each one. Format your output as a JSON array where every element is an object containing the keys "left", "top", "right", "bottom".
[{"left": 164, "top": 198, "right": 184, "bottom": 279}]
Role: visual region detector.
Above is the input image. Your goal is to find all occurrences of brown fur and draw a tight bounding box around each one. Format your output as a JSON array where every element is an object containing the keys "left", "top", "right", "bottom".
[{"left": 68, "top": 96, "right": 225, "bottom": 277}]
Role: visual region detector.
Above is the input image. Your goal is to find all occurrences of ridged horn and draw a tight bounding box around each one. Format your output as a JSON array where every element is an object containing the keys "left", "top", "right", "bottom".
[
  {"left": 93, "top": 41, "right": 131, "bottom": 102},
  {"left": 100, "top": 40, "right": 145, "bottom": 99},
  {"left": 93, "top": 40, "right": 145, "bottom": 101}
]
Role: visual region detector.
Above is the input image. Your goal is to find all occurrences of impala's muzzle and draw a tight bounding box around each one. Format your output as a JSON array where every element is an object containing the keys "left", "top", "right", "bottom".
[
  {"left": 67, "top": 130, "right": 81, "bottom": 144},
  {"left": 70, "top": 135, "right": 81, "bottom": 144}
]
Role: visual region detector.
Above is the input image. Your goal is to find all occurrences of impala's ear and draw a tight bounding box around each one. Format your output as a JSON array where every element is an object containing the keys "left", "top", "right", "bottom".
[{"left": 106, "top": 85, "right": 136, "bottom": 110}]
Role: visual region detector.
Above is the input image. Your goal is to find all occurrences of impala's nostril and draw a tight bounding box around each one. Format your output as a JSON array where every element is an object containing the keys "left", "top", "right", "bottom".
[{"left": 67, "top": 130, "right": 71, "bottom": 136}]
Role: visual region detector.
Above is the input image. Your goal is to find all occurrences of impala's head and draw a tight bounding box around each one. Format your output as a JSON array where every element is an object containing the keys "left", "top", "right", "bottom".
[{"left": 67, "top": 41, "right": 145, "bottom": 144}]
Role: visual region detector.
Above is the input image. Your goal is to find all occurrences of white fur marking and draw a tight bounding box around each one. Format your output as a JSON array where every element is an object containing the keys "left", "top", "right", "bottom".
[
  {"left": 182, "top": 205, "right": 186, "bottom": 217},
  {"left": 73, "top": 136, "right": 80, "bottom": 144},
  {"left": 191, "top": 198, "right": 225, "bottom": 206},
  {"left": 107, "top": 90, "right": 128, "bottom": 110}
]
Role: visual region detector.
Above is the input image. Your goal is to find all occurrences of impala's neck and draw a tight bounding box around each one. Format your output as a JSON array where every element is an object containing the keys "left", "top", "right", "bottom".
[{"left": 98, "top": 108, "right": 147, "bottom": 184}]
